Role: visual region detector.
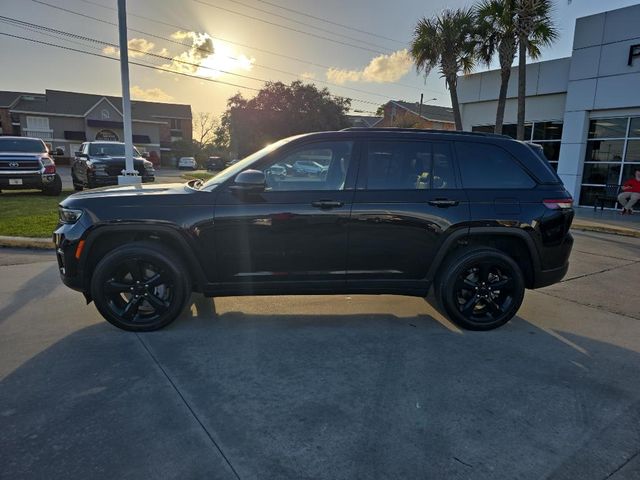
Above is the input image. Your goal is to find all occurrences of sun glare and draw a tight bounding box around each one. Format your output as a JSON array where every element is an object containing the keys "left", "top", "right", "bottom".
[{"left": 196, "top": 42, "right": 254, "bottom": 79}]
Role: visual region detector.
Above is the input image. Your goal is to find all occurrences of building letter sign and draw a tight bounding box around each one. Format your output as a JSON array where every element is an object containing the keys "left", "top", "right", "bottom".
[{"left": 629, "top": 44, "right": 640, "bottom": 66}]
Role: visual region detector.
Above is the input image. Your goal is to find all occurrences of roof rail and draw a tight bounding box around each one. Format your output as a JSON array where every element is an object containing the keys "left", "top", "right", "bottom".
[{"left": 340, "top": 127, "right": 509, "bottom": 139}]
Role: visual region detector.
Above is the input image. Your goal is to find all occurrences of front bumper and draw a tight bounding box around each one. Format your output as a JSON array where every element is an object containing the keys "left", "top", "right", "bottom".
[
  {"left": 89, "top": 174, "right": 155, "bottom": 187},
  {"left": 0, "top": 172, "right": 52, "bottom": 189},
  {"left": 53, "top": 221, "right": 89, "bottom": 293}
]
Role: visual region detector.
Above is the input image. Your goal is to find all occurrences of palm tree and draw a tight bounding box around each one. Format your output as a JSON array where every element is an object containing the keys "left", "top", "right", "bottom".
[
  {"left": 475, "top": 0, "right": 518, "bottom": 135},
  {"left": 410, "top": 8, "right": 477, "bottom": 131},
  {"left": 514, "top": 0, "right": 557, "bottom": 140}
]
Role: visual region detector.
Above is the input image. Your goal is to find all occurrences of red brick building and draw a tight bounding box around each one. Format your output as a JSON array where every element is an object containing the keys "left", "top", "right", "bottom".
[{"left": 377, "top": 101, "right": 455, "bottom": 130}]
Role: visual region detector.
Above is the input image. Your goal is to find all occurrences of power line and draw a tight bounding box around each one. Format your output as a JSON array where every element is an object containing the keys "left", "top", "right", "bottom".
[
  {"left": 207, "top": 0, "right": 395, "bottom": 52},
  {"left": 45, "top": 0, "right": 438, "bottom": 96},
  {"left": 190, "top": 0, "right": 386, "bottom": 55},
  {"left": 255, "top": 0, "right": 407, "bottom": 45},
  {"left": 0, "top": 29, "right": 381, "bottom": 107},
  {"left": 1, "top": 16, "right": 384, "bottom": 107},
  {"left": 0, "top": 31, "right": 261, "bottom": 91}
]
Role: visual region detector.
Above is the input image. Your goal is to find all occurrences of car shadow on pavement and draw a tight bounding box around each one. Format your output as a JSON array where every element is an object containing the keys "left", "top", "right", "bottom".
[{"left": 2, "top": 301, "right": 640, "bottom": 480}]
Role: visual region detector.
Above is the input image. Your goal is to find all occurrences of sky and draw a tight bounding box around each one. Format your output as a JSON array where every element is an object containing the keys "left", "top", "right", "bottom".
[{"left": 0, "top": 0, "right": 638, "bottom": 117}]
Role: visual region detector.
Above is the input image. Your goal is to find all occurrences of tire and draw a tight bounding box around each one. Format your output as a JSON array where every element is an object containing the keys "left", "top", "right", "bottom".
[
  {"left": 42, "top": 174, "right": 62, "bottom": 196},
  {"left": 91, "top": 242, "right": 192, "bottom": 331},
  {"left": 435, "top": 248, "right": 525, "bottom": 331}
]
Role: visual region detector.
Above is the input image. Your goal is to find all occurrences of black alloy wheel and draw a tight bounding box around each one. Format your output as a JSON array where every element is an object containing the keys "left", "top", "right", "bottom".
[
  {"left": 91, "top": 243, "right": 190, "bottom": 331},
  {"left": 437, "top": 248, "right": 525, "bottom": 330}
]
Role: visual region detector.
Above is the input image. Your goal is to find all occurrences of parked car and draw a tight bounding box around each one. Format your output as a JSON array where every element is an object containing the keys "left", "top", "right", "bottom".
[
  {"left": 292, "top": 160, "right": 328, "bottom": 176},
  {"left": 0, "top": 136, "right": 62, "bottom": 195},
  {"left": 71, "top": 141, "right": 155, "bottom": 190},
  {"left": 178, "top": 157, "right": 197, "bottom": 170},
  {"left": 206, "top": 156, "right": 225, "bottom": 171},
  {"left": 55, "top": 128, "right": 574, "bottom": 332}
]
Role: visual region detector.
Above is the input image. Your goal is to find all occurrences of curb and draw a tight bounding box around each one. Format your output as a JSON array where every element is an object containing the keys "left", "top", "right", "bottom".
[
  {"left": 571, "top": 221, "right": 640, "bottom": 238},
  {"left": 0, "top": 236, "right": 55, "bottom": 250}
]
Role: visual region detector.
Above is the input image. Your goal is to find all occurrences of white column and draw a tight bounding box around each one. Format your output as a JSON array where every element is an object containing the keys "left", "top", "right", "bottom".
[
  {"left": 557, "top": 110, "right": 589, "bottom": 201},
  {"left": 117, "top": 0, "right": 140, "bottom": 185}
]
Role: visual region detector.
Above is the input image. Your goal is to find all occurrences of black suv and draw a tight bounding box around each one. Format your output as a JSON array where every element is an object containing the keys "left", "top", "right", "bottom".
[
  {"left": 0, "top": 136, "right": 62, "bottom": 195},
  {"left": 71, "top": 141, "right": 155, "bottom": 190},
  {"left": 55, "top": 128, "right": 574, "bottom": 332}
]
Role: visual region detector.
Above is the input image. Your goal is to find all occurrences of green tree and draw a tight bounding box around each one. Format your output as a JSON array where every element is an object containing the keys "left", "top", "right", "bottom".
[
  {"left": 215, "top": 81, "right": 351, "bottom": 157},
  {"left": 475, "top": 0, "right": 518, "bottom": 135},
  {"left": 514, "top": 0, "right": 557, "bottom": 139},
  {"left": 410, "top": 8, "right": 477, "bottom": 131}
]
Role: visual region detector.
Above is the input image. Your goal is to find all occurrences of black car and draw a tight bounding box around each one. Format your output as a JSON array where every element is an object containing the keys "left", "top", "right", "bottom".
[
  {"left": 55, "top": 128, "right": 574, "bottom": 332},
  {"left": 0, "top": 136, "right": 62, "bottom": 195},
  {"left": 71, "top": 141, "right": 155, "bottom": 190}
]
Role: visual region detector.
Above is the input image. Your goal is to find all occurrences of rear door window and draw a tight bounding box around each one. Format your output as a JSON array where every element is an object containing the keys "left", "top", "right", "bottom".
[
  {"left": 456, "top": 142, "right": 535, "bottom": 189},
  {"left": 365, "top": 140, "right": 458, "bottom": 190}
]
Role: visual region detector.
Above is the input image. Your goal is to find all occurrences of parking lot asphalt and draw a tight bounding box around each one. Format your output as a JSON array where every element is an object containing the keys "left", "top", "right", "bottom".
[{"left": 1, "top": 231, "right": 639, "bottom": 480}]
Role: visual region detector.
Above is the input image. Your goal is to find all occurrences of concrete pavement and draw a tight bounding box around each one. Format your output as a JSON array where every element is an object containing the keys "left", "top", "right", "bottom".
[{"left": 1, "top": 231, "right": 639, "bottom": 479}]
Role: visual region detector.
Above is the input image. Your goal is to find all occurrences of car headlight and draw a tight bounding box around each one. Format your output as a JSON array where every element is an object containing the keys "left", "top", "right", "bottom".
[
  {"left": 59, "top": 207, "right": 83, "bottom": 224},
  {"left": 143, "top": 160, "right": 154, "bottom": 169}
]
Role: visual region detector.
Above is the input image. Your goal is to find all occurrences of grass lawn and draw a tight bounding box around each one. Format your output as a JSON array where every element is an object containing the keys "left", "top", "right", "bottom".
[
  {"left": 181, "top": 171, "right": 215, "bottom": 181},
  {"left": 0, "top": 190, "right": 72, "bottom": 238}
]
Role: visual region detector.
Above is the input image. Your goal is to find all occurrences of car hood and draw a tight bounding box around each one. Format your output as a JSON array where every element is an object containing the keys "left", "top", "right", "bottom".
[{"left": 61, "top": 182, "right": 190, "bottom": 206}]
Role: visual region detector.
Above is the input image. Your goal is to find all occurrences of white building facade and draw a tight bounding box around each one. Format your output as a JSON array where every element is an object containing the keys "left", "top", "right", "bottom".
[{"left": 457, "top": 4, "right": 640, "bottom": 207}]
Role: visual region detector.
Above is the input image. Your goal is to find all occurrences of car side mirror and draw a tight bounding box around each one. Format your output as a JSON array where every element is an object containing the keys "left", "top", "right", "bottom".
[
  {"left": 231, "top": 169, "right": 266, "bottom": 192},
  {"left": 75, "top": 151, "right": 84, "bottom": 157}
]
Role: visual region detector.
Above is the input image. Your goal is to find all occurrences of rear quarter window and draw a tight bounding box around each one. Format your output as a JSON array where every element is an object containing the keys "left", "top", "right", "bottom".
[{"left": 456, "top": 142, "right": 536, "bottom": 189}]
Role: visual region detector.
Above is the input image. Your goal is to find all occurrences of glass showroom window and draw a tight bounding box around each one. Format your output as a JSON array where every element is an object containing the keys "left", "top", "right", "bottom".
[
  {"left": 580, "top": 117, "right": 640, "bottom": 207},
  {"left": 471, "top": 121, "right": 563, "bottom": 169}
]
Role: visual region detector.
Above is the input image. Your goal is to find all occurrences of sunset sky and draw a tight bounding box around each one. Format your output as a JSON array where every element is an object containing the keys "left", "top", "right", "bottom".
[{"left": 1, "top": 0, "right": 637, "bottom": 116}]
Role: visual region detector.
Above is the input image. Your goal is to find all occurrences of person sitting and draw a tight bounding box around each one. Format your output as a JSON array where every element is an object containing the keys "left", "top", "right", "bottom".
[{"left": 618, "top": 168, "right": 640, "bottom": 215}]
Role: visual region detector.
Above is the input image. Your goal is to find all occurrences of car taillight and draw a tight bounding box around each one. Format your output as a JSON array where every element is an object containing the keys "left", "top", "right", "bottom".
[
  {"left": 43, "top": 164, "right": 56, "bottom": 174},
  {"left": 543, "top": 198, "right": 573, "bottom": 209}
]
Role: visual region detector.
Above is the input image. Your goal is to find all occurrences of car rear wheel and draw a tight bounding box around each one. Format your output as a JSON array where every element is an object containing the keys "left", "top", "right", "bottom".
[
  {"left": 435, "top": 248, "right": 525, "bottom": 331},
  {"left": 91, "top": 242, "right": 191, "bottom": 331}
]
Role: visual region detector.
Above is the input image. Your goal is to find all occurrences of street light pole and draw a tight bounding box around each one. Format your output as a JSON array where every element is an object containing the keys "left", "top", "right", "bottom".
[{"left": 117, "top": 0, "right": 140, "bottom": 185}]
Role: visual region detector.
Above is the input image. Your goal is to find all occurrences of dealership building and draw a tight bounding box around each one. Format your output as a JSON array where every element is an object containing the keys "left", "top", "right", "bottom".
[{"left": 457, "top": 3, "right": 640, "bottom": 207}]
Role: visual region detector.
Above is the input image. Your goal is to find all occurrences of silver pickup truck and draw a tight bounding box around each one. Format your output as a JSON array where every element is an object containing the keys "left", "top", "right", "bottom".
[{"left": 0, "top": 136, "right": 62, "bottom": 195}]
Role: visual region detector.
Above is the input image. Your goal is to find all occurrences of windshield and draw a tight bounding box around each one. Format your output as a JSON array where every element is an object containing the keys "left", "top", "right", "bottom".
[
  {"left": 89, "top": 143, "right": 141, "bottom": 157},
  {"left": 0, "top": 138, "right": 47, "bottom": 153},
  {"left": 202, "top": 135, "right": 302, "bottom": 188}
]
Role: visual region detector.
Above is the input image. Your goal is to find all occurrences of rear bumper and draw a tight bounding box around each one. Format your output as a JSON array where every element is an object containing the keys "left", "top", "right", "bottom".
[{"left": 532, "top": 262, "right": 569, "bottom": 289}]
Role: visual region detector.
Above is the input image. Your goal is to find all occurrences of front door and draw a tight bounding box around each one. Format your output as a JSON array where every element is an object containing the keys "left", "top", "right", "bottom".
[
  {"left": 214, "top": 139, "right": 359, "bottom": 288},
  {"left": 347, "top": 138, "right": 470, "bottom": 287}
]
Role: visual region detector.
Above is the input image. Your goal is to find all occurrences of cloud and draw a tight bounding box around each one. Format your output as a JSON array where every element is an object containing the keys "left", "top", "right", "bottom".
[
  {"left": 326, "top": 49, "right": 412, "bottom": 84},
  {"left": 301, "top": 72, "right": 316, "bottom": 80},
  {"left": 130, "top": 86, "right": 174, "bottom": 102},
  {"left": 164, "top": 31, "right": 254, "bottom": 79},
  {"left": 102, "top": 38, "right": 167, "bottom": 59}
]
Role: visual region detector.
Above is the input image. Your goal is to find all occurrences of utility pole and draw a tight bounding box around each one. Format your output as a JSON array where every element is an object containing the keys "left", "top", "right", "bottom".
[
  {"left": 117, "top": 0, "right": 140, "bottom": 185},
  {"left": 418, "top": 93, "right": 423, "bottom": 117}
]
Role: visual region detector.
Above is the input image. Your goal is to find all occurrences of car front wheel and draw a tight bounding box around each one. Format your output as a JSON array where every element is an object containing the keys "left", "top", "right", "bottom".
[
  {"left": 435, "top": 248, "right": 525, "bottom": 331},
  {"left": 91, "top": 242, "right": 191, "bottom": 331}
]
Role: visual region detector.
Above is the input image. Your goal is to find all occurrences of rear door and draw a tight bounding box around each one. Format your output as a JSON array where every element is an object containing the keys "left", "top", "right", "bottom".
[{"left": 347, "top": 137, "right": 469, "bottom": 287}]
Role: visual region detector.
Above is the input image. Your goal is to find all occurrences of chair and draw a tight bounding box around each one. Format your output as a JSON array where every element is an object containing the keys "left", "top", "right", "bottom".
[{"left": 594, "top": 184, "right": 622, "bottom": 211}]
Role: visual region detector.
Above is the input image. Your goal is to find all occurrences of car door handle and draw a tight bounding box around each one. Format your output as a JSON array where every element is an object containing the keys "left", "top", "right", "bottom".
[
  {"left": 311, "top": 200, "right": 344, "bottom": 209},
  {"left": 428, "top": 199, "right": 459, "bottom": 208}
]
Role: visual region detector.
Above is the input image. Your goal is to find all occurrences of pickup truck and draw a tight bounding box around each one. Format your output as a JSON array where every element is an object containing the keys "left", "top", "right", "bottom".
[{"left": 0, "top": 136, "right": 62, "bottom": 195}]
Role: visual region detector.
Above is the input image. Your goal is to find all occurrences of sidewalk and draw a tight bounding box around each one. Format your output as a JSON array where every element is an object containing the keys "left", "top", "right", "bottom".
[{"left": 572, "top": 206, "right": 640, "bottom": 238}]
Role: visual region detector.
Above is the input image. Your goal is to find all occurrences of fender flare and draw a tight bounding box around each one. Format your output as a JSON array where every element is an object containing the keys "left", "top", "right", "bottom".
[
  {"left": 80, "top": 223, "right": 209, "bottom": 290},
  {"left": 425, "top": 226, "right": 542, "bottom": 284}
]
